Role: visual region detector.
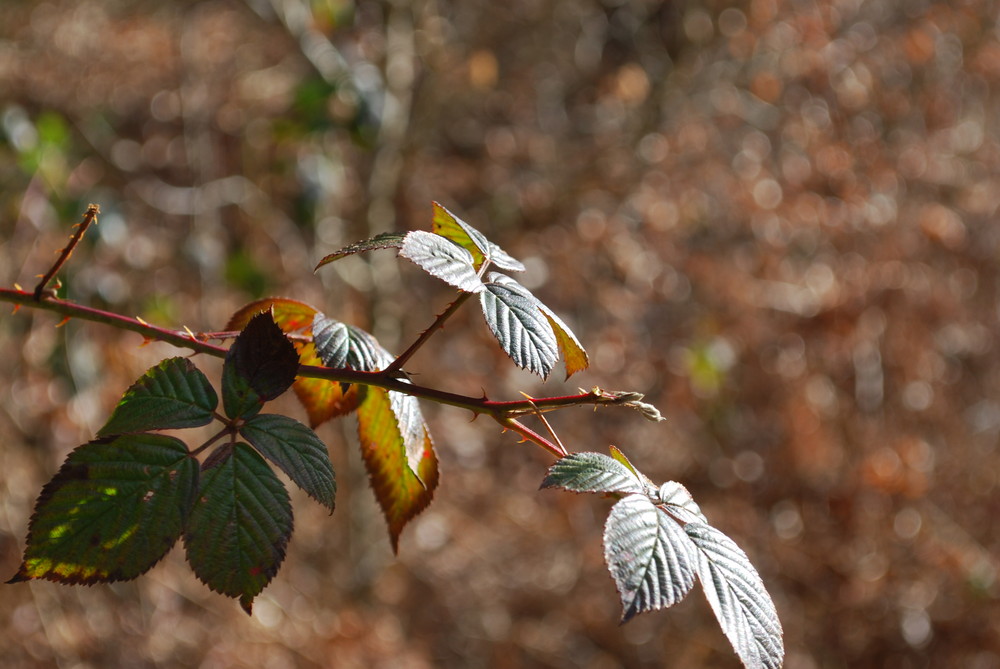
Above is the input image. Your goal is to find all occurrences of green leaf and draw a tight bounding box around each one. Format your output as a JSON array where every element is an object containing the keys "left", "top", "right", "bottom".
[
  {"left": 223, "top": 311, "right": 299, "bottom": 419},
  {"left": 604, "top": 495, "right": 697, "bottom": 622},
  {"left": 98, "top": 358, "right": 217, "bottom": 437},
  {"left": 430, "top": 202, "right": 525, "bottom": 272},
  {"left": 184, "top": 443, "right": 293, "bottom": 615},
  {"left": 240, "top": 414, "right": 336, "bottom": 511},
  {"left": 314, "top": 232, "right": 406, "bottom": 270},
  {"left": 356, "top": 385, "right": 439, "bottom": 552},
  {"left": 8, "top": 434, "right": 197, "bottom": 585},
  {"left": 685, "top": 522, "right": 784, "bottom": 669},
  {"left": 400, "top": 230, "right": 484, "bottom": 293},
  {"left": 312, "top": 314, "right": 383, "bottom": 372},
  {"left": 480, "top": 273, "right": 558, "bottom": 379},
  {"left": 540, "top": 452, "right": 647, "bottom": 496}
]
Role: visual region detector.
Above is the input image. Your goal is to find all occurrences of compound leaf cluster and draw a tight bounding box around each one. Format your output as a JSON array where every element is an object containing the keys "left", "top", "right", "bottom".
[
  {"left": 316, "top": 202, "right": 589, "bottom": 380},
  {"left": 542, "top": 450, "right": 784, "bottom": 669},
  {"left": 7, "top": 202, "right": 783, "bottom": 669},
  {"left": 9, "top": 312, "right": 332, "bottom": 614}
]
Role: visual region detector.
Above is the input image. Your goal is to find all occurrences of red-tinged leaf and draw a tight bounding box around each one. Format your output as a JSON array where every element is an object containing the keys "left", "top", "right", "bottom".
[
  {"left": 226, "top": 300, "right": 356, "bottom": 428},
  {"left": 292, "top": 341, "right": 360, "bottom": 427},
  {"left": 314, "top": 232, "right": 406, "bottom": 270},
  {"left": 97, "top": 358, "right": 217, "bottom": 437},
  {"left": 224, "top": 298, "right": 318, "bottom": 333},
  {"left": 184, "top": 443, "right": 292, "bottom": 615},
  {"left": 356, "top": 386, "right": 439, "bottom": 552},
  {"left": 8, "top": 435, "right": 197, "bottom": 585}
]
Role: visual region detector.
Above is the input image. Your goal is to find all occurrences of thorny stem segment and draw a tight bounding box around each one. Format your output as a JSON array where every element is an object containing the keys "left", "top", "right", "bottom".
[
  {"left": 33, "top": 204, "right": 100, "bottom": 300},
  {"left": 499, "top": 417, "right": 566, "bottom": 458},
  {"left": 383, "top": 291, "right": 473, "bottom": 376},
  {"left": 0, "top": 287, "right": 656, "bottom": 457}
]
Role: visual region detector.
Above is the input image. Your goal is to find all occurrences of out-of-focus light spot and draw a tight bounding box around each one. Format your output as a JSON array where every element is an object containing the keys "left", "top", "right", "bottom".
[
  {"left": 615, "top": 63, "right": 649, "bottom": 105},
  {"left": 733, "top": 450, "right": 764, "bottom": 482},
  {"left": 414, "top": 512, "right": 450, "bottom": 552},
  {"left": 900, "top": 608, "right": 932, "bottom": 648},
  {"left": 753, "top": 178, "right": 783, "bottom": 209},
  {"left": 771, "top": 500, "right": 803, "bottom": 541},
  {"left": 683, "top": 8, "right": 714, "bottom": 44},
  {"left": 893, "top": 507, "right": 922, "bottom": 540},
  {"left": 718, "top": 8, "right": 747, "bottom": 37},
  {"left": 902, "top": 381, "right": 933, "bottom": 411},
  {"left": 468, "top": 50, "right": 498, "bottom": 89},
  {"left": 575, "top": 208, "right": 607, "bottom": 241}
]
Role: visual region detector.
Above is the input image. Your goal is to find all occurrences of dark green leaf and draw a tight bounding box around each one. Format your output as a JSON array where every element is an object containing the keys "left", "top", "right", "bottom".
[
  {"left": 184, "top": 443, "right": 293, "bottom": 615},
  {"left": 604, "top": 495, "right": 697, "bottom": 622},
  {"left": 8, "top": 434, "right": 197, "bottom": 585},
  {"left": 540, "top": 452, "right": 647, "bottom": 495},
  {"left": 356, "top": 385, "right": 438, "bottom": 552},
  {"left": 314, "top": 232, "right": 406, "bottom": 271},
  {"left": 400, "top": 230, "right": 484, "bottom": 293},
  {"left": 240, "top": 414, "right": 336, "bottom": 511},
  {"left": 685, "top": 522, "right": 784, "bottom": 669},
  {"left": 431, "top": 202, "right": 524, "bottom": 272},
  {"left": 98, "top": 358, "right": 217, "bottom": 437},
  {"left": 223, "top": 311, "right": 299, "bottom": 419},
  {"left": 480, "top": 273, "right": 558, "bottom": 378},
  {"left": 312, "top": 314, "right": 383, "bottom": 372},
  {"left": 222, "top": 361, "right": 263, "bottom": 420}
]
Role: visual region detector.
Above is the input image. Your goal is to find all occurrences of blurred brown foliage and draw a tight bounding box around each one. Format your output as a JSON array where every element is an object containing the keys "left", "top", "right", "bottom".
[{"left": 2, "top": 0, "right": 1000, "bottom": 667}]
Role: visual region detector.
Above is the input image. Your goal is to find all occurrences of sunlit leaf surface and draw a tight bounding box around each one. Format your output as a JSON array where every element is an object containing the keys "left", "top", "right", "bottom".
[
  {"left": 98, "top": 358, "right": 217, "bottom": 436},
  {"left": 9, "top": 435, "right": 197, "bottom": 585},
  {"left": 184, "top": 443, "right": 292, "bottom": 615}
]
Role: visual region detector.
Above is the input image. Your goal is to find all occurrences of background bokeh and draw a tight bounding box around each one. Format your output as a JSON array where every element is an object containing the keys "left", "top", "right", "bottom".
[{"left": 2, "top": 0, "right": 1000, "bottom": 667}]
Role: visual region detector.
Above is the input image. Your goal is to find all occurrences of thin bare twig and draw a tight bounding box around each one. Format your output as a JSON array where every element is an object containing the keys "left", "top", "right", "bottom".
[{"left": 33, "top": 204, "right": 99, "bottom": 300}]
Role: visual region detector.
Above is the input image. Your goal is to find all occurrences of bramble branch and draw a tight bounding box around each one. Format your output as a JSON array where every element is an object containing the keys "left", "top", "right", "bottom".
[{"left": 0, "top": 287, "right": 658, "bottom": 455}]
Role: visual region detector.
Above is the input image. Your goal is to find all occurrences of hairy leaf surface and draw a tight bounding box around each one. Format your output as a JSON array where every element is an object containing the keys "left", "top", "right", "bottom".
[
  {"left": 430, "top": 202, "right": 524, "bottom": 272},
  {"left": 314, "top": 232, "right": 406, "bottom": 270},
  {"left": 658, "top": 481, "right": 708, "bottom": 524},
  {"left": 223, "top": 312, "right": 299, "bottom": 419},
  {"left": 184, "top": 443, "right": 292, "bottom": 615},
  {"left": 312, "top": 314, "right": 382, "bottom": 372},
  {"left": 540, "top": 452, "right": 646, "bottom": 496},
  {"left": 604, "top": 495, "right": 697, "bottom": 622},
  {"left": 480, "top": 273, "right": 558, "bottom": 378},
  {"left": 98, "top": 358, "right": 217, "bottom": 436},
  {"left": 356, "top": 386, "right": 438, "bottom": 551},
  {"left": 685, "top": 522, "right": 784, "bottom": 669},
  {"left": 400, "top": 230, "right": 484, "bottom": 293},
  {"left": 9, "top": 435, "right": 197, "bottom": 585},
  {"left": 240, "top": 414, "right": 336, "bottom": 511}
]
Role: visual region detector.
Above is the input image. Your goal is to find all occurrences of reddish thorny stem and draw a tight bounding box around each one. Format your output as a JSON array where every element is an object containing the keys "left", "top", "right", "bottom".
[{"left": 0, "top": 286, "right": 646, "bottom": 457}]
